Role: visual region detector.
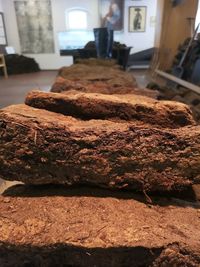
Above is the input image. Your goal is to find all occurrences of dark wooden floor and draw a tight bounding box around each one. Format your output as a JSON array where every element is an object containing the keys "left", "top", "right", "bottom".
[
  {"left": 0, "top": 69, "right": 150, "bottom": 109},
  {"left": 0, "top": 71, "right": 57, "bottom": 109}
]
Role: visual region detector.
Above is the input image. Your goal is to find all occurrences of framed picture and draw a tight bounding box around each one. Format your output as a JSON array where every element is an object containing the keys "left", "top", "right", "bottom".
[
  {"left": 14, "top": 1, "right": 54, "bottom": 54},
  {"left": 99, "top": 0, "right": 124, "bottom": 31},
  {"left": 129, "top": 6, "right": 147, "bottom": 32},
  {"left": 0, "top": 12, "right": 7, "bottom": 45}
]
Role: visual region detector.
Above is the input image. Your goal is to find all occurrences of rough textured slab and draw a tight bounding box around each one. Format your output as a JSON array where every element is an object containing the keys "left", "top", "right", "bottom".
[
  {"left": 50, "top": 64, "right": 152, "bottom": 96},
  {"left": 25, "top": 90, "right": 195, "bottom": 128},
  {"left": 0, "top": 185, "right": 200, "bottom": 266},
  {"left": 57, "top": 64, "right": 138, "bottom": 87},
  {"left": 0, "top": 104, "right": 200, "bottom": 190},
  {"left": 147, "top": 81, "right": 200, "bottom": 122},
  {"left": 51, "top": 76, "right": 158, "bottom": 98}
]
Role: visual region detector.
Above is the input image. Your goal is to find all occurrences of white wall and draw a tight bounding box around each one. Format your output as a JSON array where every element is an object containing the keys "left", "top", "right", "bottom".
[
  {"left": 2, "top": 0, "right": 157, "bottom": 69},
  {"left": 124, "top": 0, "right": 157, "bottom": 53},
  {"left": 0, "top": 0, "right": 3, "bottom": 12},
  {"left": 196, "top": 0, "right": 200, "bottom": 30}
]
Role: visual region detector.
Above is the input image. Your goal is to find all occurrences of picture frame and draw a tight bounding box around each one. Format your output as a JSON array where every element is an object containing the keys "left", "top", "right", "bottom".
[
  {"left": 0, "top": 12, "right": 7, "bottom": 45},
  {"left": 99, "top": 0, "right": 124, "bottom": 31},
  {"left": 14, "top": 1, "right": 54, "bottom": 54},
  {"left": 129, "top": 6, "right": 147, "bottom": 32}
]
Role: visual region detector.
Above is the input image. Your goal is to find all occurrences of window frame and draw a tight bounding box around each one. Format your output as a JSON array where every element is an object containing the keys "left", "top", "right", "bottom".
[{"left": 65, "top": 8, "right": 89, "bottom": 31}]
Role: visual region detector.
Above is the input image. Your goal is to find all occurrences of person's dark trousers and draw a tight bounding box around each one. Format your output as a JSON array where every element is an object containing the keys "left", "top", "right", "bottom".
[
  {"left": 94, "top": 27, "right": 113, "bottom": 58},
  {"left": 106, "top": 29, "right": 113, "bottom": 58}
]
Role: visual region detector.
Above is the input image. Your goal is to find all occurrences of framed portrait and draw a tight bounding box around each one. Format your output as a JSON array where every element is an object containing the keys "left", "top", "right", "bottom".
[
  {"left": 99, "top": 0, "right": 124, "bottom": 31},
  {"left": 129, "top": 6, "right": 147, "bottom": 32},
  {"left": 0, "top": 12, "right": 7, "bottom": 45}
]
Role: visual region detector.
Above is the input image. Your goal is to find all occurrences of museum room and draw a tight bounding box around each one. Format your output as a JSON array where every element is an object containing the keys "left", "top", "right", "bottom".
[{"left": 0, "top": 0, "right": 200, "bottom": 266}]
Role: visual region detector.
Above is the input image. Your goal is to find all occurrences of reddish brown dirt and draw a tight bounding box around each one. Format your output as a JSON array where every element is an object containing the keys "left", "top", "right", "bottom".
[
  {"left": 25, "top": 90, "right": 195, "bottom": 128},
  {"left": 1, "top": 61, "right": 200, "bottom": 267},
  {"left": 50, "top": 64, "right": 145, "bottom": 96},
  {"left": 0, "top": 185, "right": 200, "bottom": 267},
  {"left": 51, "top": 76, "right": 158, "bottom": 98},
  {"left": 57, "top": 64, "right": 137, "bottom": 87},
  {"left": 147, "top": 82, "right": 200, "bottom": 123},
  {"left": 0, "top": 104, "right": 200, "bottom": 190}
]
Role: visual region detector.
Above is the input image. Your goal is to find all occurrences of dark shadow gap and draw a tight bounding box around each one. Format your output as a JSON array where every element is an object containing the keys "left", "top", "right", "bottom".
[
  {"left": 0, "top": 242, "right": 199, "bottom": 267},
  {"left": 2, "top": 184, "right": 199, "bottom": 208},
  {"left": 0, "top": 242, "right": 164, "bottom": 267}
]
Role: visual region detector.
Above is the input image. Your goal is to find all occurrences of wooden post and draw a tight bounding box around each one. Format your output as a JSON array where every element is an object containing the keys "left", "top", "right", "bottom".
[
  {"left": 0, "top": 54, "right": 8, "bottom": 78},
  {"left": 152, "top": 0, "right": 198, "bottom": 72}
]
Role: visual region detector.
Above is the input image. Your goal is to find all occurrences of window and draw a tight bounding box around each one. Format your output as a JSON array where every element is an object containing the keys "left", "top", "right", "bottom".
[
  {"left": 196, "top": 6, "right": 200, "bottom": 32},
  {"left": 67, "top": 10, "right": 88, "bottom": 30}
]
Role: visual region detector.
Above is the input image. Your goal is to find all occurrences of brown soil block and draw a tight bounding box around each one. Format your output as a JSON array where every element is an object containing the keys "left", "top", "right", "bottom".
[
  {"left": 51, "top": 76, "right": 141, "bottom": 95},
  {"left": 25, "top": 90, "right": 195, "bottom": 128},
  {"left": 51, "top": 76, "right": 159, "bottom": 98},
  {"left": 75, "top": 58, "right": 119, "bottom": 67},
  {"left": 0, "top": 185, "right": 200, "bottom": 267},
  {"left": 51, "top": 63, "right": 141, "bottom": 95},
  {"left": 147, "top": 82, "right": 200, "bottom": 123},
  {"left": 0, "top": 104, "right": 200, "bottom": 190},
  {"left": 57, "top": 64, "right": 137, "bottom": 87}
]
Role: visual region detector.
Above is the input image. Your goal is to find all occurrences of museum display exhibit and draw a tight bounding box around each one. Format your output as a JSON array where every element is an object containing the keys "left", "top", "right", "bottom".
[{"left": 0, "top": 0, "right": 200, "bottom": 266}]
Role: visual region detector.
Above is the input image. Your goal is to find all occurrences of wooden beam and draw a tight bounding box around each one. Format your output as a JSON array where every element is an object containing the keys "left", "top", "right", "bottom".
[
  {"left": 156, "top": 69, "right": 200, "bottom": 95},
  {"left": 154, "top": 0, "right": 198, "bottom": 70}
]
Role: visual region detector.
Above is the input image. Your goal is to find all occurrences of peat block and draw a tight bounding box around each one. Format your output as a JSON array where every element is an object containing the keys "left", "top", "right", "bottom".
[
  {"left": 25, "top": 90, "right": 195, "bottom": 128},
  {"left": 51, "top": 76, "right": 140, "bottom": 95},
  {"left": 51, "top": 64, "right": 139, "bottom": 95},
  {"left": 0, "top": 104, "right": 200, "bottom": 190},
  {"left": 0, "top": 185, "right": 199, "bottom": 267}
]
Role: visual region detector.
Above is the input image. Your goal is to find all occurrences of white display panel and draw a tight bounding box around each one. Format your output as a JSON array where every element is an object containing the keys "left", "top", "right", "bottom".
[
  {"left": 0, "top": 16, "right": 3, "bottom": 27},
  {"left": 0, "top": 12, "right": 7, "bottom": 45},
  {"left": 58, "top": 31, "right": 94, "bottom": 50},
  {"left": 0, "top": 36, "right": 6, "bottom": 45},
  {"left": 0, "top": 27, "right": 5, "bottom": 36}
]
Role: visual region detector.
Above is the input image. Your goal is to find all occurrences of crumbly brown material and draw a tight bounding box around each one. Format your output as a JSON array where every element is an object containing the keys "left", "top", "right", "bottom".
[
  {"left": 50, "top": 63, "right": 142, "bottom": 95},
  {"left": 0, "top": 185, "right": 199, "bottom": 267},
  {"left": 25, "top": 90, "right": 195, "bottom": 128},
  {"left": 51, "top": 75, "right": 141, "bottom": 94},
  {"left": 0, "top": 104, "right": 199, "bottom": 190}
]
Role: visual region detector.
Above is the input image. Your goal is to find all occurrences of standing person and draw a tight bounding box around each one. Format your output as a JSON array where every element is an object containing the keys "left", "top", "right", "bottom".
[
  {"left": 133, "top": 8, "right": 142, "bottom": 31},
  {"left": 95, "top": 0, "right": 121, "bottom": 58},
  {"left": 102, "top": 0, "right": 121, "bottom": 30}
]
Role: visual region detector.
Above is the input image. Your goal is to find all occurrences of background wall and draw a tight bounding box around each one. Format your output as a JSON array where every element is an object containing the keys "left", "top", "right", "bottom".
[
  {"left": 0, "top": 0, "right": 3, "bottom": 12},
  {"left": 2, "top": 0, "right": 157, "bottom": 69},
  {"left": 124, "top": 0, "right": 157, "bottom": 53},
  {"left": 0, "top": 0, "right": 5, "bottom": 53},
  {"left": 195, "top": 0, "right": 200, "bottom": 27}
]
